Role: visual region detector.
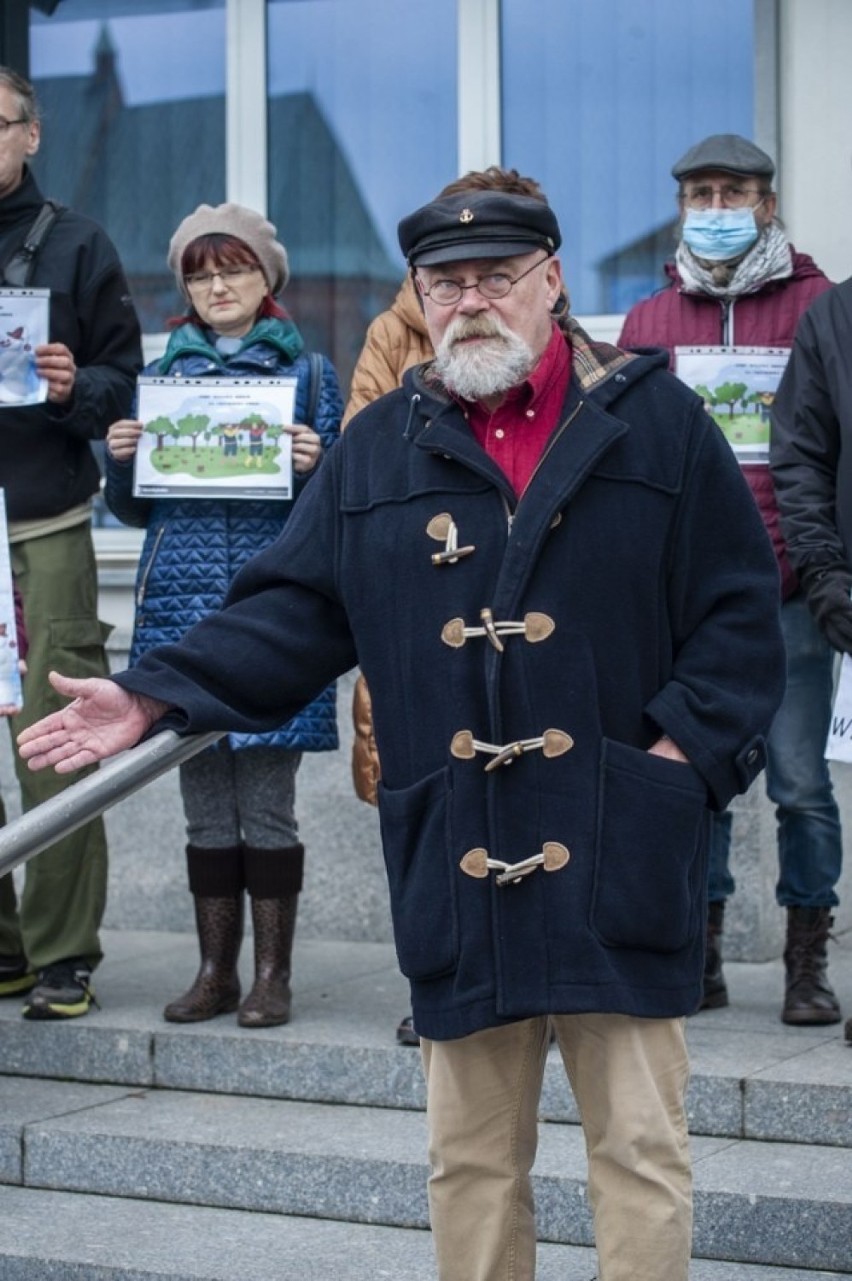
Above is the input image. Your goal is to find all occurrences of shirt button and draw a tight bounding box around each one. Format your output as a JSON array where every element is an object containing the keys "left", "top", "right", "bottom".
[
  {"left": 526, "top": 409, "right": 535, "bottom": 418},
  {"left": 495, "top": 428, "right": 505, "bottom": 439}
]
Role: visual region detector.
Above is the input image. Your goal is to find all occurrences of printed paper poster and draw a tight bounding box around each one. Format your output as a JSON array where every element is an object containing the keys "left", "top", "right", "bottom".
[
  {"left": 133, "top": 376, "right": 297, "bottom": 500},
  {"left": 674, "top": 346, "right": 790, "bottom": 464},
  {"left": 826, "top": 653, "right": 852, "bottom": 762},
  {"left": 0, "top": 489, "right": 23, "bottom": 712},
  {"left": 0, "top": 289, "right": 49, "bottom": 407}
]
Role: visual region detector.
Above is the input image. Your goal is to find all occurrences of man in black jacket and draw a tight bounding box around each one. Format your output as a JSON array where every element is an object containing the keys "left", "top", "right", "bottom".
[
  {"left": 0, "top": 66, "right": 142, "bottom": 1019},
  {"left": 771, "top": 275, "right": 852, "bottom": 1042}
]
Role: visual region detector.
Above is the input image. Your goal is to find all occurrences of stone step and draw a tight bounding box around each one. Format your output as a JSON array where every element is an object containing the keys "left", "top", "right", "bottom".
[
  {"left": 0, "top": 932, "right": 849, "bottom": 1150},
  {"left": 1, "top": 1076, "right": 849, "bottom": 1273},
  {"left": 0, "top": 1188, "right": 842, "bottom": 1281}
]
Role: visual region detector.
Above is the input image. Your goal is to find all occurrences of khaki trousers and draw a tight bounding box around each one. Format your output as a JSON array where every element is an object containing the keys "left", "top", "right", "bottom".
[
  {"left": 0, "top": 524, "right": 110, "bottom": 970},
  {"left": 421, "top": 1013, "right": 692, "bottom": 1281}
]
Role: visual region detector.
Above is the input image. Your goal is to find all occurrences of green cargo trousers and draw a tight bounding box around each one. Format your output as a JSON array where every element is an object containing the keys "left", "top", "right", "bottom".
[{"left": 0, "top": 521, "right": 111, "bottom": 971}]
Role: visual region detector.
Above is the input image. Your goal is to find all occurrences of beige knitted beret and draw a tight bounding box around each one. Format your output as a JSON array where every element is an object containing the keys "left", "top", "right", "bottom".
[{"left": 167, "top": 203, "right": 289, "bottom": 298}]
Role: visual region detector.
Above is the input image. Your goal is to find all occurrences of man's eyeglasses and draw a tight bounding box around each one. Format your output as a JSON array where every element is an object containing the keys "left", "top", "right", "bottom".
[
  {"left": 0, "top": 117, "right": 29, "bottom": 135},
  {"left": 679, "top": 183, "right": 767, "bottom": 211},
  {"left": 416, "top": 254, "right": 551, "bottom": 307},
  {"left": 184, "top": 265, "right": 261, "bottom": 289}
]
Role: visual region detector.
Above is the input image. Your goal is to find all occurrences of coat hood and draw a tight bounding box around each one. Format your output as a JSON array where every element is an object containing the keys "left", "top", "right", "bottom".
[{"left": 389, "top": 275, "right": 430, "bottom": 339}]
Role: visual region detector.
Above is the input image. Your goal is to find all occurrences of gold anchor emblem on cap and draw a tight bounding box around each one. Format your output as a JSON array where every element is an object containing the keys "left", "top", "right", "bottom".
[{"left": 459, "top": 208, "right": 474, "bottom": 224}]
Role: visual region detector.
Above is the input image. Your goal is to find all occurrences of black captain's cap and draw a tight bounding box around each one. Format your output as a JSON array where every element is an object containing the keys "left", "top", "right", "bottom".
[{"left": 398, "top": 191, "right": 562, "bottom": 267}]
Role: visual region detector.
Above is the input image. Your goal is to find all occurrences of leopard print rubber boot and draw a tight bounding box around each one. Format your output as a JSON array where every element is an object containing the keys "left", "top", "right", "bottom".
[
  {"left": 164, "top": 845, "right": 244, "bottom": 1023},
  {"left": 238, "top": 843, "right": 303, "bottom": 1028},
  {"left": 238, "top": 894, "right": 299, "bottom": 1028}
]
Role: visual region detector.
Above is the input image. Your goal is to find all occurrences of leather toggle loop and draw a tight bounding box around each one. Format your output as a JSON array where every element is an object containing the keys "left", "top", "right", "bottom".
[
  {"left": 426, "top": 512, "right": 475, "bottom": 566},
  {"left": 460, "top": 841, "right": 570, "bottom": 886},
  {"left": 479, "top": 607, "right": 502, "bottom": 651},
  {"left": 441, "top": 611, "right": 555, "bottom": 649},
  {"left": 451, "top": 728, "right": 574, "bottom": 770}
]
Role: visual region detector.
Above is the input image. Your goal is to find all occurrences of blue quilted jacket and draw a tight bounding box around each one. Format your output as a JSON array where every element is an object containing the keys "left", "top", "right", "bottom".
[{"left": 105, "top": 316, "right": 342, "bottom": 752}]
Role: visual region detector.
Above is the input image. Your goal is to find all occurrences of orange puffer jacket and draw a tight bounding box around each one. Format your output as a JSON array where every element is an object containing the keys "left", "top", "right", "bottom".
[
  {"left": 342, "top": 277, "right": 433, "bottom": 428},
  {"left": 344, "top": 277, "right": 434, "bottom": 803}
]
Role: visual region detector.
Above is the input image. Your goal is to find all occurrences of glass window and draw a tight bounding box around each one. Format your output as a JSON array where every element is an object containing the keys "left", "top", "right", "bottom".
[
  {"left": 29, "top": 0, "right": 227, "bottom": 526},
  {"left": 266, "top": 0, "right": 458, "bottom": 392},
  {"left": 501, "top": 0, "right": 754, "bottom": 315},
  {"left": 29, "top": 0, "right": 227, "bottom": 336}
]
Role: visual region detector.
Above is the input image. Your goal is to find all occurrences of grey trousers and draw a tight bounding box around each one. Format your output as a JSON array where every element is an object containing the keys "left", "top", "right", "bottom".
[{"left": 179, "top": 742, "right": 302, "bottom": 849}]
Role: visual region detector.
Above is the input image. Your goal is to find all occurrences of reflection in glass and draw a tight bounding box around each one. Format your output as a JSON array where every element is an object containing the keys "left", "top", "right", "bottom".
[
  {"left": 266, "top": 0, "right": 457, "bottom": 391},
  {"left": 29, "top": 1, "right": 227, "bottom": 526},
  {"left": 30, "top": 0, "right": 227, "bottom": 334},
  {"left": 501, "top": 0, "right": 754, "bottom": 315}
]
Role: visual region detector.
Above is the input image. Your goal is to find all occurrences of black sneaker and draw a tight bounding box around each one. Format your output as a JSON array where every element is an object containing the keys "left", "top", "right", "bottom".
[
  {"left": 22, "top": 959, "right": 98, "bottom": 1020},
  {"left": 0, "top": 953, "right": 36, "bottom": 998}
]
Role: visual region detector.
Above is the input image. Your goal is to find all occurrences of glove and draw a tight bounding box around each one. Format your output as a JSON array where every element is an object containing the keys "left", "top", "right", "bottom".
[{"left": 800, "top": 565, "right": 852, "bottom": 654}]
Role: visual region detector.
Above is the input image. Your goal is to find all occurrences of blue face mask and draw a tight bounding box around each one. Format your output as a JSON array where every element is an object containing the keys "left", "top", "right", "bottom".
[{"left": 682, "top": 207, "right": 760, "bottom": 262}]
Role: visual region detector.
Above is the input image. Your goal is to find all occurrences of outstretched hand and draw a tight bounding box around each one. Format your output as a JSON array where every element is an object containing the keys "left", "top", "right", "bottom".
[{"left": 17, "top": 672, "right": 173, "bottom": 774}]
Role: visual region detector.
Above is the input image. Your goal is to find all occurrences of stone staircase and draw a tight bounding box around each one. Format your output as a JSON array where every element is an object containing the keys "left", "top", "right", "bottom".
[{"left": 0, "top": 927, "right": 849, "bottom": 1279}]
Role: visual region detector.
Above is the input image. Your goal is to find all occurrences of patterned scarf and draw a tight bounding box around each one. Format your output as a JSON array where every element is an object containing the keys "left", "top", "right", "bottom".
[{"left": 675, "top": 221, "right": 793, "bottom": 299}]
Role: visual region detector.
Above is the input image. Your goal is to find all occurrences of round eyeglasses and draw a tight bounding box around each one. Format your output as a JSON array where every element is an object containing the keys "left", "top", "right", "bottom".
[
  {"left": 184, "top": 265, "right": 261, "bottom": 290},
  {"left": 416, "top": 254, "right": 551, "bottom": 307},
  {"left": 679, "top": 183, "right": 767, "bottom": 211}
]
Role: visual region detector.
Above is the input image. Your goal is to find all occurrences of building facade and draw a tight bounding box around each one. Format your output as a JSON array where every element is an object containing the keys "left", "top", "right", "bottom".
[
  {"left": 3, "top": 0, "right": 852, "bottom": 956},
  {"left": 14, "top": 0, "right": 851, "bottom": 394}
]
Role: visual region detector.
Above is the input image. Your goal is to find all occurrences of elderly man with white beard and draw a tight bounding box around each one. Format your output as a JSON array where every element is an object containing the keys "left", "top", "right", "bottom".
[{"left": 18, "top": 189, "right": 785, "bottom": 1281}]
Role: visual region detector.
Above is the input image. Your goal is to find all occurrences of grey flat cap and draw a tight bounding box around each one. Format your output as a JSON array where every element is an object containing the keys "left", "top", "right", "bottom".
[{"left": 671, "top": 134, "right": 775, "bottom": 181}]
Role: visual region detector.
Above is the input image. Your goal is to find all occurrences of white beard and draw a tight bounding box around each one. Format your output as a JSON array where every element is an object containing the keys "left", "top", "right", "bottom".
[{"left": 433, "top": 314, "right": 536, "bottom": 401}]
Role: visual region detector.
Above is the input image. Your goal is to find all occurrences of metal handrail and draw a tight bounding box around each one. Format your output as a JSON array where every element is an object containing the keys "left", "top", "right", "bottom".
[{"left": 0, "top": 730, "right": 223, "bottom": 878}]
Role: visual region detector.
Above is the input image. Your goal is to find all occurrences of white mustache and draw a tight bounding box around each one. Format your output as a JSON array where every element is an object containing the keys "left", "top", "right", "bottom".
[{"left": 444, "top": 316, "right": 508, "bottom": 346}]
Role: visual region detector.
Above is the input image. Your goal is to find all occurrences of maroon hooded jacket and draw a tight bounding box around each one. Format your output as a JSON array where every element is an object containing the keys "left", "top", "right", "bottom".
[{"left": 619, "top": 249, "right": 831, "bottom": 598}]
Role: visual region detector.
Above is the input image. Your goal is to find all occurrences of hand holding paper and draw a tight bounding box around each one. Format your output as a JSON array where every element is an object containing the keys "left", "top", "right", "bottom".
[
  {"left": 285, "top": 423, "right": 323, "bottom": 474},
  {"left": 107, "top": 419, "right": 144, "bottom": 463},
  {"left": 35, "top": 342, "right": 76, "bottom": 404}
]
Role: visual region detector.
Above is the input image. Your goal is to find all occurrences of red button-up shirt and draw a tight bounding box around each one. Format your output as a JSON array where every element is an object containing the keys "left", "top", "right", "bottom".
[{"left": 464, "top": 324, "right": 572, "bottom": 497}]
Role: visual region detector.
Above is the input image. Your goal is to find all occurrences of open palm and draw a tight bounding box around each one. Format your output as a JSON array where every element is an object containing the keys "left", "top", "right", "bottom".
[{"left": 17, "top": 672, "right": 171, "bottom": 774}]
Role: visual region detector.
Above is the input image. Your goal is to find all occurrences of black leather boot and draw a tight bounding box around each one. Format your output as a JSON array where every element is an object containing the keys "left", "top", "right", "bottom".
[
  {"left": 699, "top": 901, "right": 729, "bottom": 1010},
  {"left": 164, "top": 845, "right": 244, "bottom": 1023},
  {"left": 239, "top": 844, "right": 303, "bottom": 1028},
  {"left": 782, "top": 906, "right": 841, "bottom": 1026}
]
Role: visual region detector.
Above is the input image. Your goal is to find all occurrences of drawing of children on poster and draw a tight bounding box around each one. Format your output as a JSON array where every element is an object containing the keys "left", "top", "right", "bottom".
[{"left": 133, "top": 376, "right": 296, "bottom": 500}]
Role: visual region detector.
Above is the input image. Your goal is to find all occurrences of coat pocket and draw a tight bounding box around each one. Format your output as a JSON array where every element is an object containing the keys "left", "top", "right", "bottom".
[
  {"left": 377, "top": 766, "right": 457, "bottom": 981},
  {"left": 591, "top": 739, "right": 708, "bottom": 953},
  {"left": 48, "top": 617, "right": 112, "bottom": 678}
]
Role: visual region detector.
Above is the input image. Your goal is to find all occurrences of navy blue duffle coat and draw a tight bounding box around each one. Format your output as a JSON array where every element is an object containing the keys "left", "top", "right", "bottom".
[{"left": 115, "top": 323, "right": 786, "bottom": 1040}]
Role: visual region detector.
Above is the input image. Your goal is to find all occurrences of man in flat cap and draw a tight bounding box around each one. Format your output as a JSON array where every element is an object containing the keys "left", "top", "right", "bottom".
[
  {"left": 620, "top": 133, "right": 843, "bottom": 1029},
  {"left": 18, "top": 187, "right": 785, "bottom": 1281}
]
